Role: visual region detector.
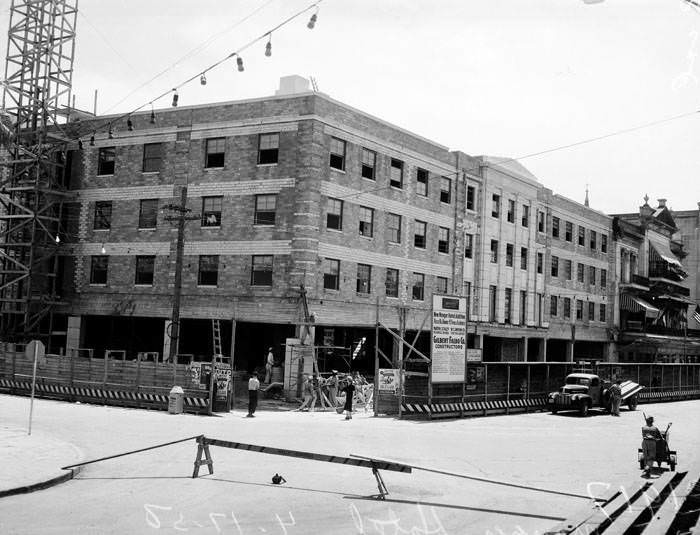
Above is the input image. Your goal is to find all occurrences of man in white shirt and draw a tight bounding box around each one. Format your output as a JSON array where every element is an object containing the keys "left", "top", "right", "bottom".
[{"left": 247, "top": 372, "right": 260, "bottom": 417}]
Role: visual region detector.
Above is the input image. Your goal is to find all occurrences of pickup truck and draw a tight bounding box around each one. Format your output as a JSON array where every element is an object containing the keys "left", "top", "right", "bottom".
[{"left": 547, "top": 373, "right": 643, "bottom": 416}]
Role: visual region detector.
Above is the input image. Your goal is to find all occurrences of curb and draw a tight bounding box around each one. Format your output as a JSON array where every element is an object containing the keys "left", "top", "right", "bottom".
[{"left": 0, "top": 465, "right": 82, "bottom": 499}]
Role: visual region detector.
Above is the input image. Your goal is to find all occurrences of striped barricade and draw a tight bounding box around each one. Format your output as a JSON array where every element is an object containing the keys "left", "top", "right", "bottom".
[
  {"left": 401, "top": 396, "right": 548, "bottom": 418},
  {"left": 0, "top": 377, "right": 209, "bottom": 414}
]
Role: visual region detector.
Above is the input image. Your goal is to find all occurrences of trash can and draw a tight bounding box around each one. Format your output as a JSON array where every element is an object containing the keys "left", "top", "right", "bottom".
[{"left": 168, "top": 386, "right": 184, "bottom": 414}]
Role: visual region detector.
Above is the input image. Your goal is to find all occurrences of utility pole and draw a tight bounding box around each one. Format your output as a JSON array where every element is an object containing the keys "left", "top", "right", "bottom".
[{"left": 163, "top": 185, "right": 199, "bottom": 382}]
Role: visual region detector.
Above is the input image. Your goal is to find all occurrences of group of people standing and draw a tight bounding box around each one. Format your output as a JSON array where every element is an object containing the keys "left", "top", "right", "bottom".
[{"left": 294, "top": 371, "right": 369, "bottom": 420}]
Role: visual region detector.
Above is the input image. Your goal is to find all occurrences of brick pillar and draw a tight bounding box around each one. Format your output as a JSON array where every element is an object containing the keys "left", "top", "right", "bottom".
[{"left": 522, "top": 336, "right": 529, "bottom": 362}]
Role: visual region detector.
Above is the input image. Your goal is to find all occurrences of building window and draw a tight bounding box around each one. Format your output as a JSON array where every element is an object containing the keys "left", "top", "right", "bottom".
[
  {"left": 326, "top": 198, "right": 343, "bottom": 230},
  {"left": 522, "top": 204, "right": 529, "bottom": 227},
  {"left": 550, "top": 295, "right": 558, "bottom": 317},
  {"left": 489, "top": 285, "right": 497, "bottom": 322},
  {"left": 590, "top": 230, "right": 597, "bottom": 251},
  {"left": 577, "top": 263, "right": 585, "bottom": 283},
  {"left": 537, "top": 210, "right": 545, "bottom": 233},
  {"left": 552, "top": 217, "right": 560, "bottom": 238},
  {"left": 576, "top": 300, "right": 583, "bottom": 320},
  {"left": 537, "top": 252, "right": 543, "bottom": 274},
  {"left": 90, "top": 255, "right": 108, "bottom": 284},
  {"left": 565, "top": 221, "right": 573, "bottom": 242},
  {"left": 390, "top": 159, "right": 403, "bottom": 189},
  {"left": 466, "top": 185, "right": 475, "bottom": 210},
  {"left": 254, "top": 194, "right": 276, "bottom": 225},
  {"left": 588, "top": 301, "right": 595, "bottom": 321},
  {"left": 520, "top": 247, "right": 528, "bottom": 270},
  {"left": 438, "top": 227, "right": 450, "bottom": 254},
  {"left": 601, "top": 234, "right": 608, "bottom": 253},
  {"left": 359, "top": 206, "right": 374, "bottom": 238},
  {"left": 414, "top": 220, "right": 426, "bottom": 249},
  {"left": 329, "top": 137, "right": 346, "bottom": 170},
  {"left": 492, "top": 194, "right": 500, "bottom": 218},
  {"left": 520, "top": 290, "right": 527, "bottom": 325},
  {"left": 361, "top": 148, "right": 376, "bottom": 180},
  {"left": 323, "top": 258, "right": 339, "bottom": 290},
  {"left": 142, "top": 143, "right": 163, "bottom": 173},
  {"left": 385, "top": 268, "right": 399, "bottom": 298},
  {"left": 578, "top": 226, "right": 585, "bottom": 246},
  {"left": 94, "top": 201, "right": 112, "bottom": 230},
  {"left": 537, "top": 293, "right": 543, "bottom": 326},
  {"left": 437, "top": 276, "right": 448, "bottom": 294},
  {"left": 600, "top": 304, "right": 606, "bottom": 322},
  {"left": 490, "top": 239, "right": 499, "bottom": 263},
  {"left": 412, "top": 272, "right": 425, "bottom": 301},
  {"left": 440, "top": 177, "right": 451, "bottom": 204},
  {"left": 97, "top": 147, "right": 115, "bottom": 175},
  {"left": 386, "top": 213, "right": 401, "bottom": 243},
  {"left": 565, "top": 259, "right": 572, "bottom": 280},
  {"left": 356, "top": 264, "right": 371, "bottom": 294},
  {"left": 601, "top": 269, "right": 607, "bottom": 288},
  {"left": 564, "top": 297, "right": 571, "bottom": 319},
  {"left": 465, "top": 234, "right": 474, "bottom": 259},
  {"left": 416, "top": 168, "right": 429, "bottom": 196},
  {"left": 507, "top": 199, "right": 515, "bottom": 223},
  {"left": 504, "top": 288, "right": 512, "bottom": 324},
  {"left": 201, "top": 196, "right": 223, "bottom": 227},
  {"left": 199, "top": 255, "right": 219, "bottom": 286},
  {"left": 589, "top": 266, "right": 596, "bottom": 286},
  {"left": 135, "top": 256, "right": 155, "bottom": 286},
  {"left": 251, "top": 255, "right": 273, "bottom": 286},
  {"left": 505, "top": 243, "right": 514, "bottom": 267},
  {"left": 205, "top": 138, "right": 225, "bottom": 168},
  {"left": 551, "top": 255, "right": 559, "bottom": 277},
  {"left": 258, "top": 133, "right": 279, "bottom": 164},
  {"left": 138, "top": 199, "right": 158, "bottom": 229}
]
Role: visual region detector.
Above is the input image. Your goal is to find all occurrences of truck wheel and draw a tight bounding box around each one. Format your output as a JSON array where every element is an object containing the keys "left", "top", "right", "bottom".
[
  {"left": 551, "top": 408, "right": 558, "bottom": 414},
  {"left": 627, "top": 397, "right": 638, "bottom": 411},
  {"left": 669, "top": 461, "right": 676, "bottom": 472},
  {"left": 639, "top": 459, "right": 645, "bottom": 470},
  {"left": 579, "top": 403, "right": 589, "bottom": 417}
]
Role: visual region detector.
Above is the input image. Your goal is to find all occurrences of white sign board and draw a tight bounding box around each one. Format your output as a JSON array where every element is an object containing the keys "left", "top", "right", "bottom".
[
  {"left": 378, "top": 369, "right": 399, "bottom": 393},
  {"left": 431, "top": 294, "right": 467, "bottom": 383},
  {"left": 467, "top": 348, "right": 482, "bottom": 363}
]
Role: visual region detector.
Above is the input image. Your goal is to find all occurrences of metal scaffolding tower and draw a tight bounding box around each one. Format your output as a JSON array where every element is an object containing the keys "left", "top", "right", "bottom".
[{"left": 0, "top": 0, "right": 78, "bottom": 344}]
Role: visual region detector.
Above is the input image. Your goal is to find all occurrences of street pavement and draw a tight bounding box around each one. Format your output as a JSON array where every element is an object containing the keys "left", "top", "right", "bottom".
[{"left": 0, "top": 394, "right": 699, "bottom": 535}]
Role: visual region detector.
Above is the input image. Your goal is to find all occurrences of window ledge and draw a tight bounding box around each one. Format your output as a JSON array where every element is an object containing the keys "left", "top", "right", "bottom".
[
  {"left": 201, "top": 226, "right": 221, "bottom": 230},
  {"left": 330, "top": 167, "right": 346, "bottom": 174},
  {"left": 251, "top": 285, "right": 273, "bottom": 289},
  {"left": 204, "top": 166, "right": 225, "bottom": 171},
  {"left": 359, "top": 235, "right": 374, "bottom": 240},
  {"left": 385, "top": 295, "right": 399, "bottom": 300},
  {"left": 361, "top": 176, "right": 376, "bottom": 182},
  {"left": 257, "top": 163, "right": 278, "bottom": 168},
  {"left": 142, "top": 171, "right": 160, "bottom": 175},
  {"left": 253, "top": 223, "right": 276, "bottom": 227},
  {"left": 388, "top": 241, "right": 401, "bottom": 246},
  {"left": 89, "top": 283, "right": 107, "bottom": 287},
  {"left": 326, "top": 227, "right": 343, "bottom": 233},
  {"left": 197, "top": 285, "right": 219, "bottom": 288},
  {"left": 93, "top": 228, "right": 110, "bottom": 232},
  {"left": 96, "top": 174, "right": 114, "bottom": 178},
  {"left": 390, "top": 185, "right": 403, "bottom": 191},
  {"left": 323, "top": 288, "right": 340, "bottom": 292},
  {"left": 135, "top": 284, "right": 153, "bottom": 288},
  {"left": 138, "top": 227, "right": 157, "bottom": 231}
]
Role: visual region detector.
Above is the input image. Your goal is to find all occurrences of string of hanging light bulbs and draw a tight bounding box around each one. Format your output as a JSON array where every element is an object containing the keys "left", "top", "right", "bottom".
[{"left": 76, "top": 1, "right": 322, "bottom": 149}]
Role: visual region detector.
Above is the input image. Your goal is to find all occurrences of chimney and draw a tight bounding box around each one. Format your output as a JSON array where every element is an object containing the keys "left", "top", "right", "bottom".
[{"left": 657, "top": 198, "right": 667, "bottom": 208}]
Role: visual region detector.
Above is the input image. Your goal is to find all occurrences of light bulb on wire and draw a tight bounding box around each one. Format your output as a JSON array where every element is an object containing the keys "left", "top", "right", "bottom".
[
  {"left": 150, "top": 109, "right": 156, "bottom": 124},
  {"left": 101, "top": 244, "right": 106, "bottom": 255},
  {"left": 127, "top": 119, "right": 134, "bottom": 131},
  {"left": 237, "top": 56, "right": 244, "bottom": 72},
  {"left": 265, "top": 35, "right": 272, "bottom": 57},
  {"left": 171, "top": 90, "right": 179, "bottom": 107},
  {"left": 307, "top": 10, "right": 318, "bottom": 29},
  {"left": 200, "top": 74, "right": 207, "bottom": 85},
  {"left": 55, "top": 235, "right": 60, "bottom": 244}
]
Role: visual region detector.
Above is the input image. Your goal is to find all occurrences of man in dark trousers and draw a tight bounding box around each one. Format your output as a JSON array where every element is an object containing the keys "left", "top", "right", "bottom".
[
  {"left": 609, "top": 380, "right": 622, "bottom": 416},
  {"left": 341, "top": 376, "right": 355, "bottom": 420},
  {"left": 247, "top": 372, "right": 260, "bottom": 417},
  {"left": 641, "top": 415, "right": 662, "bottom": 477}
]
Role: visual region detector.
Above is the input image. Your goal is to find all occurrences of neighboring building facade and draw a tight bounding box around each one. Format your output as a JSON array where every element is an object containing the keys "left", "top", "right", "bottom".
[
  {"left": 674, "top": 204, "right": 700, "bottom": 331},
  {"left": 611, "top": 198, "right": 700, "bottom": 363},
  {"left": 472, "top": 158, "right": 614, "bottom": 363}
]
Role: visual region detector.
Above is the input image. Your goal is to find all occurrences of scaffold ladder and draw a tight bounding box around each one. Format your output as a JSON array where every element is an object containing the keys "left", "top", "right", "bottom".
[{"left": 212, "top": 319, "right": 222, "bottom": 356}]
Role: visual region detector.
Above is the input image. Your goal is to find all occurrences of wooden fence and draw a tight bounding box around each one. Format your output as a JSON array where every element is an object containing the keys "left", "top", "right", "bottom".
[{"left": 0, "top": 345, "right": 209, "bottom": 414}]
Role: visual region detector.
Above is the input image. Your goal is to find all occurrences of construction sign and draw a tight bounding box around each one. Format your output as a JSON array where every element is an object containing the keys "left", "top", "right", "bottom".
[{"left": 431, "top": 294, "right": 467, "bottom": 383}]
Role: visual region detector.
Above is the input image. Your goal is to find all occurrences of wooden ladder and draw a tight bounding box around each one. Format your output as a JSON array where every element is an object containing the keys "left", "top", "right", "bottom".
[{"left": 211, "top": 319, "right": 222, "bottom": 356}]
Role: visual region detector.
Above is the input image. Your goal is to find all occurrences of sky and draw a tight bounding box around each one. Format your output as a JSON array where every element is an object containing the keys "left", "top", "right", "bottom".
[{"left": 2, "top": 0, "right": 699, "bottom": 215}]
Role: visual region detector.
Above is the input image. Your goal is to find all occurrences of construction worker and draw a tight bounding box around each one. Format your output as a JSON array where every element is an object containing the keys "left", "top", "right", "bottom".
[
  {"left": 641, "top": 415, "right": 662, "bottom": 477},
  {"left": 264, "top": 347, "right": 274, "bottom": 384},
  {"left": 609, "top": 380, "right": 622, "bottom": 416}
]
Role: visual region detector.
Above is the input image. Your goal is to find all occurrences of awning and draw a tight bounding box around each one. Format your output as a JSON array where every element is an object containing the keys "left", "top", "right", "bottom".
[
  {"left": 620, "top": 294, "right": 660, "bottom": 317},
  {"left": 648, "top": 234, "right": 683, "bottom": 268},
  {"left": 657, "top": 294, "right": 696, "bottom": 305}
]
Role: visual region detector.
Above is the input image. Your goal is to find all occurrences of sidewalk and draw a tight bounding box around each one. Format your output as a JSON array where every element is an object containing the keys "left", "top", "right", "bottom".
[{"left": 0, "top": 423, "right": 83, "bottom": 497}]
